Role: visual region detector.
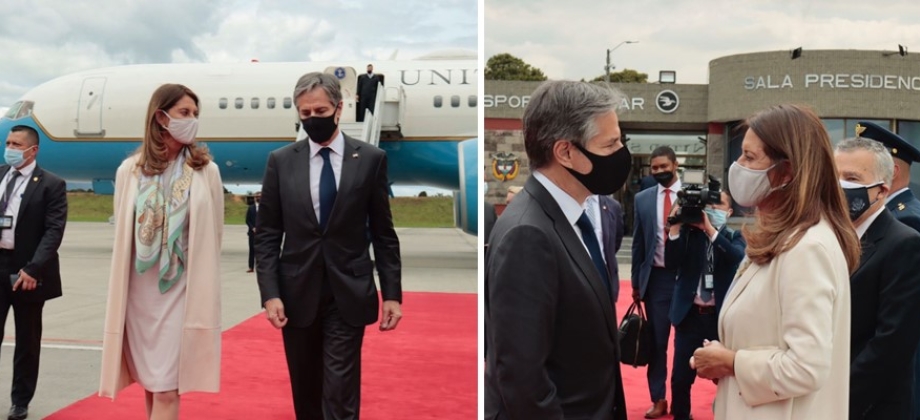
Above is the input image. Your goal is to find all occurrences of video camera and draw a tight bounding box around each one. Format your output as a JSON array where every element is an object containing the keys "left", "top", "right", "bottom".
[{"left": 667, "top": 170, "right": 722, "bottom": 226}]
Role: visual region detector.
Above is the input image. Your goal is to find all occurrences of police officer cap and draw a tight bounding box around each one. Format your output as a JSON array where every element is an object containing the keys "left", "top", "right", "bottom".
[{"left": 855, "top": 121, "right": 920, "bottom": 164}]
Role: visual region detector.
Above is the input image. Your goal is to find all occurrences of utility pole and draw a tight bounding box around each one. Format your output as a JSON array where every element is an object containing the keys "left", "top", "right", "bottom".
[{"left": 605, "top": 40, "right": 638, "bottom": 83}]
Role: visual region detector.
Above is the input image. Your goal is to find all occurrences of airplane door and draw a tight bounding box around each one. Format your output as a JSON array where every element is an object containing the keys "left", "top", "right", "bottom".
[
  {"left": 76, "top": 77, "right": 106, "bottom": 136},
  {"left": 324, "top": 66, "right": 357, "bottom": 123}
]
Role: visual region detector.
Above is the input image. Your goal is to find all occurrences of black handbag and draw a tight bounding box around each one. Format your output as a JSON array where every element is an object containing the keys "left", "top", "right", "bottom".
[{"left": 618, "top": 301, "right": 652, "bottom": 367}]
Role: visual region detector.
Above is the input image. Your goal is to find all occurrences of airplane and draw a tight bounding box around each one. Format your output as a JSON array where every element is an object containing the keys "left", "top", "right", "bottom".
[{"left": 0, "top": 50, "right": 481, "bottom": 235}]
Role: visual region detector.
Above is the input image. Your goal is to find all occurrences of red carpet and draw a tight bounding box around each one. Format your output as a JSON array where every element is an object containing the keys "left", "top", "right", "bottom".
[
  {"left": 47, "top": 292, "right": 476, "bottom": 420},
  {"left": 616, "top": 280, "right": 717, "bottom": 420}
]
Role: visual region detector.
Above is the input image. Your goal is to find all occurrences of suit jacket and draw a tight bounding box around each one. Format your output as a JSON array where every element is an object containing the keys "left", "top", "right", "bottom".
[
  {"left": 598, "top": 195, "right": 624, "bottom": 299},
  {"left": 666, "top": 225, "right": 745, "bottom": 326},
  {"left": 485, "top": 176, "right": 626, "bottom": 420},
  {"left": 255, "top": 134, "right": 401, "bottom": 328},
  {"left": 357, "top": 73, "right": 384, "bottom": 101},
  {"left": 849, "top": 209, "right": 920, "bottom": 419},
  {"left": 714, "top": 218, "right": 851, "bottom": 420},
  {"left": 99, "top": 155, "right": 224, "bottom": 397},
  {"left": 245, "top": 204, "right": 256, "bottom": 235},
  {"left": 885, "top": 189, "right": 920, "bottom": 233},
  {"left": 631, "top": 186, "right": 660, "bottom": 299},
  {"left": 484, "top": 201, "right": 497, "bottom": 246},
  {"left": 0, "top": 164, "right": 67, "bottom": 302}
]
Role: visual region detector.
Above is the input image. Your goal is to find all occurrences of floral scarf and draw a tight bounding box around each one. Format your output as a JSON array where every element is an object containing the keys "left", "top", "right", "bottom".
[{"left": 134, "top": 153, "right": 193, "bottom": 293}]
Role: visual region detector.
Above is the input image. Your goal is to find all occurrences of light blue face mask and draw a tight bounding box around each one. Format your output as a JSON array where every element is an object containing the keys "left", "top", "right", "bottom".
[
  {"left": 703, "top": 208, "right": 728, "bottom": 231},
  {"left": 4, "top": 146, "right": 32, "bottom": 168}
]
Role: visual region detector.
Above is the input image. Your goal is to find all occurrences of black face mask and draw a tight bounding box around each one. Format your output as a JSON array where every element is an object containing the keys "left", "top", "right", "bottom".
[
  {"left": 653, "top": 171, "right": 675, "bottom": 186},
  {"left": 367, "top": 70, "right": 373, "bottom": 75},
  {"left": 301, "top": 113, "right": 338, "bottom": 144},
  {"left": 841, "top": 181, "right": 883, "bottom": 221},
  {"left": 565, "top": 143, "right": 632, "bottom": 195}
]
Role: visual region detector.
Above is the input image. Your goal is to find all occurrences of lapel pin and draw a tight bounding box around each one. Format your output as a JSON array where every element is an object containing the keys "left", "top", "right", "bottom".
[
  {"left": 352, "top": 152, "right": 359, "bottom": 158},
  {"left": 32, "top": 177, "right": 38, "bottom": 182}
]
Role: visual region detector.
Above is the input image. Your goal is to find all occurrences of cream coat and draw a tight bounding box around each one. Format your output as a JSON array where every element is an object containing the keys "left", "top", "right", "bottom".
[
  {"left": 714, "top": 218, "right": 851, "bottom": 419},
  {"left": 99, "top": 154, "right": 224, "bottom": 398}
]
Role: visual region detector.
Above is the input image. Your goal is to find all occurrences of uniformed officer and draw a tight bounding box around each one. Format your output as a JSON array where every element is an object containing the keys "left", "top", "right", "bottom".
[
  {"left": 855, "top": 121, "right": 920, "bottom": 420},
  {"left": 855, "top": 121, "right": 920, "bottom": 232}
]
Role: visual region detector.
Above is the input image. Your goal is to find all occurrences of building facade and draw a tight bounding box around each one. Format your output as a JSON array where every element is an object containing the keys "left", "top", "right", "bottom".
[{"left": 485, "top": 49, "right": 920, "bottom": 226}]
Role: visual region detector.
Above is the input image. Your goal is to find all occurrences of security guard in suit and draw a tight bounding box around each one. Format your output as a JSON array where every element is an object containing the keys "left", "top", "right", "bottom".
[{"left": 855, "top": 121, "right": 920, "bottom": 419}]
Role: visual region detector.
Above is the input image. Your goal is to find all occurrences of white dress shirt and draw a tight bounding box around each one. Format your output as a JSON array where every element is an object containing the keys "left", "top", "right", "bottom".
[
  {"left": 654, "top": 178, "right": 681, "bottom": 267},
  {"left": 0, "top": 161, "right": 36, "bottom": 250},
  {"left": 308, "top": 131, "right": 345, "bottom": 221},
  {"left": 533, "top": 171, "right": 592, "bottom": 255},
  {"left": 585, "top": 195, "right": 605, "bottom": 257},
  {"left": 855, "top": 206, "right": 885, "bottom": 239}
]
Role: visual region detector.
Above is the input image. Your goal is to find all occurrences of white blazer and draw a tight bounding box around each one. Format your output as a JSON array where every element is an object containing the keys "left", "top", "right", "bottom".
[{"left": 715, "top": 218, "right": 851, "bottom": 420}]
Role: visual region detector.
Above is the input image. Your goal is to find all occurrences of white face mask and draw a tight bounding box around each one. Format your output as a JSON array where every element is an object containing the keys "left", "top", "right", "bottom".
[
  {"left": 160, "top": 110, "right": 199, "bottom": 145},
  {"left": 728, "top": 161, "right": 782, "bottom": 207}
]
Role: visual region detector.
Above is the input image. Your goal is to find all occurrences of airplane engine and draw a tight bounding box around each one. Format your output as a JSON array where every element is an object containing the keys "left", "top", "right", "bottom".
[{"left": 456, "top": 138, "right": 479, "bottom": 235}]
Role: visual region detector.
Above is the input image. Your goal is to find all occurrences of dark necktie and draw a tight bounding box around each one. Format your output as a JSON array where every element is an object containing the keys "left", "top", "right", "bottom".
[
  {"left": 576, "top": 212, "right": 611, "bottom": 299},
  {"left": 318, "top": 148, "right": 337, "bottom": 230},
  {"left": 0, "top": 171, "right": 21, "bottom": 214}
]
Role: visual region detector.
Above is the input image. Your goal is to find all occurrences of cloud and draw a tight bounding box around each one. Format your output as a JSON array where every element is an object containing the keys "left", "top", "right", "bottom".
[
  {"left": 486, "top": 0, "right": 920, "bottom": 83},
  {"left": 0, "top": 0, "right": 476, "bottom": 106}
]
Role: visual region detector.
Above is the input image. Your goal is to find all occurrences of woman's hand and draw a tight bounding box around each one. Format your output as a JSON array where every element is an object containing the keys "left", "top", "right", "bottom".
[{"left": 691, "top": 339, "right": 735, "bottom": 380}]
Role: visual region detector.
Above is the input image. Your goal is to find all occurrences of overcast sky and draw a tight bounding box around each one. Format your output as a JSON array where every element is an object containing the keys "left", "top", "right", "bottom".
[
  {"left": 0, "top": 0, "right": 477, "bottom": 107},
  {"left": 486, "top": 0, "right": 920, "bottom": 83}
]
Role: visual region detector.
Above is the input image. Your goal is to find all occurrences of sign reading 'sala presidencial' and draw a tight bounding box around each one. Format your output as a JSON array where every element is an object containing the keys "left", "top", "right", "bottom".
[{"left": 745, "top": 74, "right": 920, "bottom": 91}]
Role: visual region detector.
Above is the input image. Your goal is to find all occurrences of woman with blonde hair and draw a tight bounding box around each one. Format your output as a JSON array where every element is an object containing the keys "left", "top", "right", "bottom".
[
  {"left": 690, "top": 104, "right": 860, "bottom": 419},
  {"left": 98, "top": 84, "right": 224, "bottom": 420}
]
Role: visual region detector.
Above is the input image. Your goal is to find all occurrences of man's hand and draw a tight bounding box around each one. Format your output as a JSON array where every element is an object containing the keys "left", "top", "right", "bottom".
[
  {"left": 632, "top": 288, "right": 640, "bottom": 303},
  {"left": 379, "top": 300, "right": 402, "bottom": 331},
  {"left": 12, "top": 269, "right": 38, "bottom": 291},
  {"left": 264, "top": 298, "right": 288, "bottom": 329}
]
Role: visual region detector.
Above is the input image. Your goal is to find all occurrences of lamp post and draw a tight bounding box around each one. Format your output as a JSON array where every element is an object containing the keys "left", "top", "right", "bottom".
[{"left": 606, "top": 40, "right": 638, "bottom": 83}]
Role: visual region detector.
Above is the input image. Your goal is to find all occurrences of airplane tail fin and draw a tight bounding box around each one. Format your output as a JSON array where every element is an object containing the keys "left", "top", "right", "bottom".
[{"left": 388, "top": 49, "right": 399, "bottom": 60}]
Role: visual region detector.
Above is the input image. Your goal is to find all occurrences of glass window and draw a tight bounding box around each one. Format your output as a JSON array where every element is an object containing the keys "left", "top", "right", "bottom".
[
  {"left": 451, "top": 95, "right": 460, "bottom": 108},
  {"left": 468, "top": 95, "right": 477, "bottom": 107},
  {"left": 251, "top": 98, "right": 260, "bottom": 109},
  {"left": 283, "top": 97, "right": 292, "bottom": 109},
  {"left": 267, "top": 97, "right": 276, "bottom": 109},
  {"left": 235, "top": 97, "right": 243, "bottom": 109},
  {"left": 433, "top": 95, "right": 442, "bottom": 108},
  {"left": 218, "top": 98, "right": 228, "bottom": 110},
  {"left": 822, "top": 119, "right": 844, "bottom": 145}
]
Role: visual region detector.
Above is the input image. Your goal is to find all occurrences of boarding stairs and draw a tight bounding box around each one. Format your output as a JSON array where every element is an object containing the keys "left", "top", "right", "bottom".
[{"left": 300, "top": 84, "right": 405, "bottom": 147}]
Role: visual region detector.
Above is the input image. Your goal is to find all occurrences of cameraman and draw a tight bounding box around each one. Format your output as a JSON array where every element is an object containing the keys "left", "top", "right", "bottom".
[{"left": 664, "top": 191, "right": 746, "bottom": 420}]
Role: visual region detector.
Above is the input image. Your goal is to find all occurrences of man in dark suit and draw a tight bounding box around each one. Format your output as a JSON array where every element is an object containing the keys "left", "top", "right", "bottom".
[
  {"left": 255, "top": 72, "right": 402, "bottom": 420},
  {"left": 631, "top": 146, "right": 680, "bottom": 418},
  {"left": 594, "top": 195, "right": 624, "bottom": 299},
  {"left": 854, "top": 122, "right": 920, "bottom": 418},
  {"left": 356, "top": 64, "right": 384, "bottom": 122},
  {"left": 665, "top": 191, "right": 745, "bottom": 420},
  {"left": 0, "top": 125, "right": 67, "bottom": 420},
  {"left": 245, "top": 191, "right": 260, "bottom": 273},
  {"left": 835, "top": 137, "right": 920, "bottom": 419},
  {"left": 486, "top": 80, "right": 629, "bottom": 419}
]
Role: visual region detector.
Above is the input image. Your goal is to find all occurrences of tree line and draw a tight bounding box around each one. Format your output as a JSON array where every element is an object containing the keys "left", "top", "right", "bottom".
[{"left": 485, "top": 53, "right": 648, "bottom": 83}]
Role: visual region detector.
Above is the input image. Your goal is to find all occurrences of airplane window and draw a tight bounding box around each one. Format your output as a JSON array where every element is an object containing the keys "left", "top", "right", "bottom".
[
  {"left": 283, "top": 97, "right": 292, "bottom": 109},
  {"left": 4, "top": 102, "right": 22, "bottom": 119},
  {"left": 433, "top": 95, "right": 442, "bottom": 108},
  {"left": 219, "top": 98, "right": 228, "bottom": 109},
  {"left": 251, "top": 98, "right": 260, "bottom": 109},
  {"left": 451, "top": 95, "right": 460, "bottom": 108},
  {"left": 468, "top": 95, "right": 477, "bottom": 107},
  {"left": 267, "top": 97, "right": 276, "bottom": 109},
  {"left": 4, "top": 101, "right": 33, "bottom": 120},
  {"left": 235, "top": 97, "right": 243, "bottom": 109}
]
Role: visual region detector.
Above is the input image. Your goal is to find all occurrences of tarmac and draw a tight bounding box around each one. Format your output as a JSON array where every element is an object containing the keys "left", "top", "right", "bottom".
[{"left": 0, "top": 223, "right": 478, "bottom": 418}]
